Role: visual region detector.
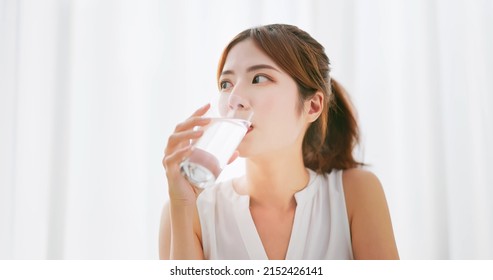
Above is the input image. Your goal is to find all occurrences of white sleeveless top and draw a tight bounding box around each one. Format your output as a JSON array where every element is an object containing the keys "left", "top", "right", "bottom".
[{"left": 196, "top": 169, "right": 354, "bottom": 260}]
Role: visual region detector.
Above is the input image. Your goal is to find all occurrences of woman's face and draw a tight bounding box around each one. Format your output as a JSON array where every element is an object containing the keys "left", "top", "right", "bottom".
[{"left": 219, "top": 39, "right": 310, "bottom": 159}]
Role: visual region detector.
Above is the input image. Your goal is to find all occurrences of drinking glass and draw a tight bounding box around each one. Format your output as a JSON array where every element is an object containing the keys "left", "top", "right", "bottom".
[{"left": 180, "top": 93, "right": 253, "bottom": 188}]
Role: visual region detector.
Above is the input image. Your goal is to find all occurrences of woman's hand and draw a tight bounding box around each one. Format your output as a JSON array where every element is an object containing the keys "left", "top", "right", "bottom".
[{"left": 162, "top": 104, "right": 211, "bottom": 205}]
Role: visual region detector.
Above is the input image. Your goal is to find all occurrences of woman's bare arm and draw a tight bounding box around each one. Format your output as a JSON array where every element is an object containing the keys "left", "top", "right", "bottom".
[
  {"left": 159, "top": 200, "right": 204, "bottom": 260},
  {"left": 343, "top": 169, "right": 399, "bottom": 259},
  {"left": 160, "top": 104, "right": 211, "bottom": 260}
]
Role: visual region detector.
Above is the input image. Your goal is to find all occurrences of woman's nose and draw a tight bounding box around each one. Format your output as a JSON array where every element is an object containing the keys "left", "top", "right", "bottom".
[
  {"left": 228, "top": 94, "right": 250, "bottom": 110},
  {"left": 228, "top": 84, "right": 251, "bottom": 110}
]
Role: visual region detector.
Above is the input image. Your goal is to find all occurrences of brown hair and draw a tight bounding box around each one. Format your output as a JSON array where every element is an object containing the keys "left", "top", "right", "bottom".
[{"left": 217, "top": 24, "right": 362, "bottom": 173}]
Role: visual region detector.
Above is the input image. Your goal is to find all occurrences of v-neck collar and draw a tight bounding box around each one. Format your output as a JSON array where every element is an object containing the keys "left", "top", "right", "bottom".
[{"left": 228, "top": 169, "right": 319, "bottom": 260}]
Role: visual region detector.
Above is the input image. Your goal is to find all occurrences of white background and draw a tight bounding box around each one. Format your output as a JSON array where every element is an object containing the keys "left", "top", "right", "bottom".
[{"left": 1, "top": 0, "right": 492, "bottom": 259}]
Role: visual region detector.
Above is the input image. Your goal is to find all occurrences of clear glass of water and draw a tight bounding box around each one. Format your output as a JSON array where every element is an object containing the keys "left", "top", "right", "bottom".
[{"left": 180, "top": 93, "right": 253, "bottom": 188}]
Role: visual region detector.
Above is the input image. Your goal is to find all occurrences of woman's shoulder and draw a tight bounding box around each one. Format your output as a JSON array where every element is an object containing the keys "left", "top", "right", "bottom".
[
  {"left": 341, "top": 168, "right": 381, "bottom": 184},
  {"left": 341, "top": 168, "right": 382, "bottom": 192},
  {"left": 315, "top": 168, "right": 380, "bottom": 191},
  {"left": 340, "top": 168, "right": 399, "bottom": 259},
  {"left": 340, "top": 168, "right": 386, "bottom": 218}
]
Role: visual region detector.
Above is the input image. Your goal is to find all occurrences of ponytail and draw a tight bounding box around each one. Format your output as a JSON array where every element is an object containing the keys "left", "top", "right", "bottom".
[{"left": 303, "top": 78, "right": 362, "bottom": 173}]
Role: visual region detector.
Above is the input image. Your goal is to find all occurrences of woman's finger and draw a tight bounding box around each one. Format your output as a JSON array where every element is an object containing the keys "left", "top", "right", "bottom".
[
  {"left": 190, "top": 103, "right": 211, "bottom": 118},
  {"left": 162, "top": 144, "right": 193, "bottom": 173},
  {"left": 174, "top": 116, "right": 211, "bottom": 133},
  {"left": 165, "top": 129, "right": 204, "bottom": 155}
]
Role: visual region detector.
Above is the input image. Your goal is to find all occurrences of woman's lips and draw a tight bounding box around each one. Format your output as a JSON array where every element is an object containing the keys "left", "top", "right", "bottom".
[{"left": 246, "top": 125, "right": 253, "bottom": 134}]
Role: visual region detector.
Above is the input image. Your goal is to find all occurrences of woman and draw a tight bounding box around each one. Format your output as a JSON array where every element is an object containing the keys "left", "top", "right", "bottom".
[{"left": 160, "top": 24, "right": 399, "bottom": 260}]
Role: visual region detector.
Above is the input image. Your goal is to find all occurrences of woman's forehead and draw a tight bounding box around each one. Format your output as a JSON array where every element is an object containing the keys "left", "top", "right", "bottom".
[{"left": 222, "top": 39, "right": 279, "bottom": 72}]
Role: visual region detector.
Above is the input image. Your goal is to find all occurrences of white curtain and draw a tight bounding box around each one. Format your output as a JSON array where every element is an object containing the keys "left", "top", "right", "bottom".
[{"left": 1, "top": 0, "right": 492, "bottom": 259}]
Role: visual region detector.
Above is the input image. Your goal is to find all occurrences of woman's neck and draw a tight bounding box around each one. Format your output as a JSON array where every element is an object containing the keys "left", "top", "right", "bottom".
[{"left": 237, "top": 151, "right": 310, "bottom": 211}]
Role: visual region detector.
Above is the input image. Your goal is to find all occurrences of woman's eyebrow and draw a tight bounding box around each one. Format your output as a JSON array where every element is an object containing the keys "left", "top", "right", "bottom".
[
  {"left": 246, "top": 64, "right": 281, "bottom": 73},
  {"left": 221, "top": 69, "right": 234, "bottom": 76},
  {"left": 221, "top": 64, "right": 281, "bottom": 76}
]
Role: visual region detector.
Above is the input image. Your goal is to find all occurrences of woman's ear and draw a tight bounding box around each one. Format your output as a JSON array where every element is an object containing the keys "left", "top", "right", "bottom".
[{"left": 305, "top": 91, "right": 324, "bottom": 123}]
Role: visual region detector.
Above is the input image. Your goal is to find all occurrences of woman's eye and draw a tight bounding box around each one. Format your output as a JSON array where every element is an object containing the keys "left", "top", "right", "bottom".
[
  {"left": 252, "top": 75, "right": 269, "bottom": 84},
  {"left": 220, "top": 81, "right": 233, "bottom": 90}
]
